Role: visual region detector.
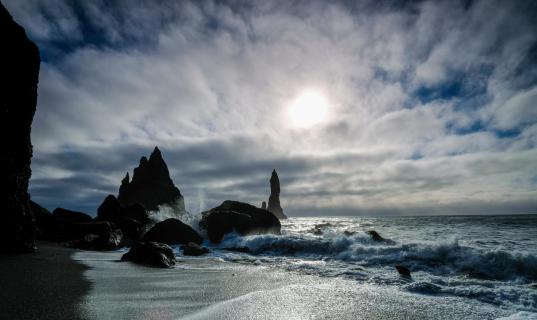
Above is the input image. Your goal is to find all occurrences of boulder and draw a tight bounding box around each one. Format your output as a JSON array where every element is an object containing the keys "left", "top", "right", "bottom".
[
  {"left": 143, "top": 218, "right": 202, "bottom": 245},
  {"left": 66, "top": 222, "right": 123, "bottom": 250},
  {"left": 366, "top": 230, "right": 385, "bottom": 242},
  {"left": 266, "top": 170, "right": 287, "bottom": 219},
  {"left": 118, "top": 147, "right": 185, "bottom": 212},
  {"left": 199, "top": 200, "right": 281, "bottom": 243},
  {"left": 96, "top": 195, "right": 150, "bottom": 241},
  {"left": 181, "top": 242, "right": 210, "bottom": 256},
  {"left": 0, "top": 3, "right": 40, "bottom": 253},
  {"left": 52, "top": 208, "right": 92, "bottom": 225},
  {"left": 395, "top": 265, "right": 411, "bottom": 278},
  {"left": 121, "top": 241, "right": 175, "bottom": 268}
]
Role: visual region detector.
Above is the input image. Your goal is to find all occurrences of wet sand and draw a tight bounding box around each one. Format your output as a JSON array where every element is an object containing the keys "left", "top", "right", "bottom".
[
  {"left": 0, "top": 242, "right": 90, "bottom": 320},
  {"left": 74, "top": 250, "right": 506, "bottom": 320}
]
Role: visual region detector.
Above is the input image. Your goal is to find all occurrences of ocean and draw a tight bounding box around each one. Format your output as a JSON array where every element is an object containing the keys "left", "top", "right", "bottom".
[{"left": 76, "top": 215, "right": 537, "bottom": 320}]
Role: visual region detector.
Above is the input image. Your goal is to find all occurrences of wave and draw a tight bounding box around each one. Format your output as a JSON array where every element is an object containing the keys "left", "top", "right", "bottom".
[{"left": 217, "top": 232, "right": 537, "bottom": 282}]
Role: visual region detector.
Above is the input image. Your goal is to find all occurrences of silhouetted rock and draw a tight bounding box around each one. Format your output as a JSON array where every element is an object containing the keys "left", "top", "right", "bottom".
[
  {"left": 261, "top": 201, "right": 267, "bottom": 210},
  {"left": 343, "top": 230, "right": 356, "bottom": 236},
  {"left": 181, "top": 242, "right": 210, "bottom": 256},
  {"left": 118, "top": 147, "right": 185, "bottom": 212},
  {"left": 0, "top": 4, "right": 40, "bottom": 253},
  {"left": 29, "top": 201, "right": 56, "bottom": 240},
  {"left": 199, "top": 200, "right": 281, "bottom": 243},
  {"left": 66, "top": 222, "right": 123, "bottom": 250},
  {"left": 52, "top": 208, "right": 93, "bottom": 225},
  {"left": 96, "top": 194, "right": 150, "bottom": 241},
  {"left": 267, "top": 170, "right": 287, "bottom": 219},
  {"left": 395, "top": 265, "right": 411, "bottom": 278},
  {"left": 366, "top": 230, "right": 385, "bottom": 242},
  {"left": 143, "top": 218, "right": 202, "bottom": 245},
  {"left": 121, "top": 241, "right": 175, "bottom": 268}
]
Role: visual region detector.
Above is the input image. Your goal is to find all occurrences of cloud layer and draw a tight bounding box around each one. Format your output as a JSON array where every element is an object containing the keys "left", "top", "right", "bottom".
[{"left": 5, "top": 0, "right": 537, "bottom": 216}]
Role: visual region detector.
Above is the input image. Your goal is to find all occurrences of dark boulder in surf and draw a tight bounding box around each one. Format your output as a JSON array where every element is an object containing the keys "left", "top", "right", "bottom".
[
  {"left": 0, "top": 3, "right": 40, "bottom": 253},
  {"left": 143, "top": 218, "right": 202, "bottom": 245},
  {"left": 118, "top": 147, "right": 185, "bottom": 212},
  {"left": 199, "top": 200, "right": 281, "bottom": 243},
  {"left": 395, "top": 265, "right": 412, "bottom": 278},
  {"left": 181, "top": 242, "right": 210, "bottom": 256},
  {"left": 121, "top": 241, "right": 176, "bottom": 268},
  {"left": 366, "top": 230, "right": 386, "bottom": 242}
]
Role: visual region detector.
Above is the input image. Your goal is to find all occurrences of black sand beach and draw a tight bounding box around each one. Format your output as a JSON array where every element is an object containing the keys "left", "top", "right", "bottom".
[{"left": 0, "top": 242, "right": 90, "bottom": 320}]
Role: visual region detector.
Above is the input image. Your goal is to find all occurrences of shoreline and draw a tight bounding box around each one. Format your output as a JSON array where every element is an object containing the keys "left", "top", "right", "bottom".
[
  {"left": 0, "top": 242, "right": 90, "bottom": 320},
  {"left": 74, "top": 249, "right": 510, "bottom": 320}
]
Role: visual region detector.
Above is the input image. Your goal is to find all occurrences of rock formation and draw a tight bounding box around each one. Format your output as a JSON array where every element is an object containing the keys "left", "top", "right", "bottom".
[
  {"left": 181, "top": 242, "right": 210, "bottom": 256},
  {"left": 199, "top": 200, "right": 281, "bottom": 243},
  {"left": 52, "top": 208, "right": 93, "bottom": 225},
  {"left": 118, "top": 147, "right": 185, "bottom": 212},
  {"left": 29, "top": 201, "right": 55, "bottom": 240},
  {"left": 266, "top": 170, "right": 287, "bottom": 219},
  {"left": 142, "top": 218, "right": 202, "bottom": 245},
  {"left": 64, "top": 221, "right": 123, "bottom": 250},
  {"left": 261, "top": 201, "right": 267, "bottom": 210},
  {"left": 121, "top": 241, "right": 176, "bottom": 268},
  {"left": 96, "top": 194, "right": 150, "bottom": 242},
  {"left": 0, "top": 4, "right": 40, "bottom": 252},
  {"left": 395, "top": 265, "right": 412, "bottom": 278}
]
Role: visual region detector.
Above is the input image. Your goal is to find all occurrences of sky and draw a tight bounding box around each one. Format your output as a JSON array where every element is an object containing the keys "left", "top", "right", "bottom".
[{"left": 4, "top": 0, "right": 537, "bottom": 216}]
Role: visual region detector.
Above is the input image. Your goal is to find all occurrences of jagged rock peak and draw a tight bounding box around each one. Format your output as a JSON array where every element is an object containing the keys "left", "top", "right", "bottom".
[
  {"left": 118, "top": 146, "right": 185, "bottom": 212},
  {"left": 0, "top": 4, "right": 40, "bottom": 253},
  {"left": 267, "top": 169, "right": 287, "bottom": 219}
]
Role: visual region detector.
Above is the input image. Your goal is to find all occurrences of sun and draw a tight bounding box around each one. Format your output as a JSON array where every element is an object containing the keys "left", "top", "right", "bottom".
[{"left": 288, "top": 90, "right": 330, "bottom": 128}]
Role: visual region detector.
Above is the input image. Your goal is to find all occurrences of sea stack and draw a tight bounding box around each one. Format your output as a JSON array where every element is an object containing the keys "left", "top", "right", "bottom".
[
  {"left": 0, "top": 4, "right": 40, "bottom": 252},
  {"left": 118, "top": 147, "right": 185, "bottom": 212},
  {"left": 267, "top": 169, "right": 287, "bottom": 219},
  {"left": 261, "top": 201, "right": 267, "bottom": 210}
]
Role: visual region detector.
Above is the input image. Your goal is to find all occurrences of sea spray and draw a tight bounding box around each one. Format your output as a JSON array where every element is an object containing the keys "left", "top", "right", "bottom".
[{"left": 150, "top": 200, "right": 203, "bottom": 232}]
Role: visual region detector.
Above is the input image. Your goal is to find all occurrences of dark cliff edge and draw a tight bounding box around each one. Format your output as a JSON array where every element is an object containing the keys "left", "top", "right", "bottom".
[{"left": 0, "top": 3, "right": 40, "bottom": 253}]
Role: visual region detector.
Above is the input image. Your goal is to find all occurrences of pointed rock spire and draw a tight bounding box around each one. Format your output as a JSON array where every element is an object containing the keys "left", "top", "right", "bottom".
[
  {"left": 118, "top": 146, "right": 185, "bottom": 212},
  {"left": 266, "top": 169, "right": 287, "bottom": 219}
]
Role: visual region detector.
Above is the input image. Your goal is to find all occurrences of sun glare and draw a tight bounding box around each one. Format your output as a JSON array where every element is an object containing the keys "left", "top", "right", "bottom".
[{"left": 288, "top": 90, "right": 329, "bottom": 128}]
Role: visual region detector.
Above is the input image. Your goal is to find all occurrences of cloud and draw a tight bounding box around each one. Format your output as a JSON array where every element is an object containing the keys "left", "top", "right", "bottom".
[{"left": 3, "top": 0, "right": 537, "bottom": 215}]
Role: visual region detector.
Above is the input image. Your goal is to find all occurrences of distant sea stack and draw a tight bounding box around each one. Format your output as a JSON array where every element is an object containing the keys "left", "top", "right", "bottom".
[
  {"left": 267, "top": 170, "right": 287, "bottom": 219},
  {"left": 0, "top": 4, "right": 40, "bottom": 252},
  {"left": 118, "top": 147, "right": 185, "bottom": 212}
]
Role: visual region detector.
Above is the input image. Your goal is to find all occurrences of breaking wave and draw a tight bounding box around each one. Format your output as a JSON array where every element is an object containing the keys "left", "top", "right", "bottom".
[{"left": 217, "top": 232, "right": 537, "bottom": 282}]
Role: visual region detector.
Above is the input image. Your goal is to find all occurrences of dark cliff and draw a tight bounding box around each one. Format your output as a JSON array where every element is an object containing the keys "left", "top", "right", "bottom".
[{"left": 0, "top": 3, "right": 40, "bottom": 252}]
